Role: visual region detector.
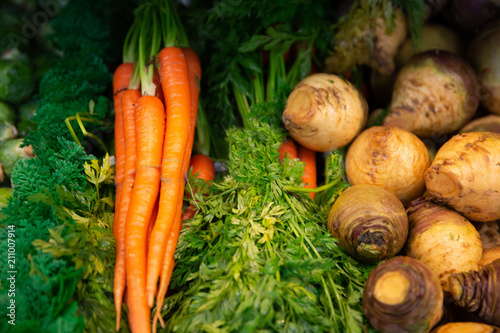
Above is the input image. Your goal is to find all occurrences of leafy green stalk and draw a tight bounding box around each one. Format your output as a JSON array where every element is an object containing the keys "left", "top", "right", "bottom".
[{"left": 160, "top": 118, "right": 374, "bottom": 332}]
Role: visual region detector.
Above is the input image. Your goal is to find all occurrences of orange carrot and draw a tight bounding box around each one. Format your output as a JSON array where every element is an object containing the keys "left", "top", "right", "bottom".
[
  {"left": 297, "top": 145, "right": 317, "bottom": 200},
  {"left": 145, "top": 46, "right": 192, "bottom": 307},
  {"left": 114, "top": 88, "right": 141, "bottom": 331},
  {"left": 279, "top": 137, "right": 298, "bottom": 161},
  {"left": 188, "top": 154, "right": 215, "bottom": 183},
  {"left": 112, "top": 63, "right": 135, "bottom": 331},
  {"left": 113, "top": 62, "right": 134, "bottom": 238},
  {"left": 152, "top": 194, "right": 182, "bottom": 331},
  {"left": 151, "top": 49, "right": 203, "bottom": 327},
  {"left": 125, "top": 95, "right": 165, "bottom": 333},
  {"left": 146, "top": 197, "right": 159, "bottom": 257},
  {"left": 181, "top": 154, "right": 215, "bottom": 222}
]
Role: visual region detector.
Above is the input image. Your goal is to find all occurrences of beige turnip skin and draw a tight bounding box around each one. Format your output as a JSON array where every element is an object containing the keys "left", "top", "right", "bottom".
[
  {"left": 424, "top": 132, "right": 500, "bottom": 222},
  {"left": 363, "top": 256, "right": 444, "bottom": 333},
  {"left": 395, "top": 24, "right": 464, "bottom": 69},
  {"left": 466, "top": 22, "right": 500, "bottom": 115},
  {"left": 383, "top": 50, "right": 479, "bottom": 137},
  {"left": 345, "top": 126, "right": 430, "bottom": 206},
  {"left": 327, "top": 184, "right": 408, "bottom": 263},
  {"left": 282, "top": 73, "right": 368, "bottom": 153},
  {"left": 430, "top": 322, "right": 500, "bottom": 333},
  {"left": 460, "top": 115, "right": 500, "bottom": 133},
  {"left": 406, "top": 197, "right": 483, "bottom": 293}
]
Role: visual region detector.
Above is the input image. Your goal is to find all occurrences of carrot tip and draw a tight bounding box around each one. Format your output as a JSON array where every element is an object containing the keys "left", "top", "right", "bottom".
[{"left": 147, "top": 292, "right": 155, "bottom": 309}]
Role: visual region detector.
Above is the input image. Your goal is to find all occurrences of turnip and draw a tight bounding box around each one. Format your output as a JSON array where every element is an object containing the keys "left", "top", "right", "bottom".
[
  {"left": 475, "top": 221, "right": 500, "bottom": 250},
  {"left": 424, "top": 132, "right": 500, "bottom": 222},
  {"left": 460, "top": 115, "right": 500, "bottom": 133},
  {"left": 481, "top": 247, "right": 500, "bottom": 266},
  {"left": 363, "top": 256, "right": 444, "bottom": 333},
  {"left": 345, "top": 126, "right": 430, "bottom": 205},
  {"left": 431, "top": 322, "right": 500, "bottom": 333},
  {"left": 282, "top": 73, "right": 368, "bottom": 152},
  {"left": 327, "top": 184, "right": 408, "bottom": 263},
  {"left": 448, "top": 259, "right": 500, "bottom": 326},
  {"left": 395, "top": 24, "right": 464, "bottom": 68},
  {"left": 383, "top": 50, "right": 479, "bottom": 137},
  {"left": 364, "top": 9, "right": 407, "bottom": 76},
  {"left": 466, "top": 22, "right": 500, "bottom": 115},
  {"left": 406, "top": 197, "right": 483, "bottom": 293}
]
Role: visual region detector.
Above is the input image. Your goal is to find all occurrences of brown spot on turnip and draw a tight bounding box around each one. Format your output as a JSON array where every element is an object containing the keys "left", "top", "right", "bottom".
[
  {"left": 442, "top": 158, "right": 455, "bottom": 166},
  {"left": 409, "top": 78, "right": 423, "bottom": 87},
  {"left": 444, "top": 83, "right": 455, "bottom": 91}
]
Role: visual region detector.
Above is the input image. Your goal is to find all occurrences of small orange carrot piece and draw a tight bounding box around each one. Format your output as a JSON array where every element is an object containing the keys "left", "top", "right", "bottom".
[
  {"left": 297, "top": 145, "right": 317, "bottom": 200},
  {"left": 146, "top": 46, "right": 192, "bottom": 307},
  {"left": 279, "top": 137, "right": 298, "bottom": 161},
  {"left": 125, "top": 95, "right": 165, "bottom": 333}
]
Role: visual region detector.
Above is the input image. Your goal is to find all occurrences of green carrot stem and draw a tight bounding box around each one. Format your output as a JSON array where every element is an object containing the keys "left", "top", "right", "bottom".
[
  {"left": 194, "top": 102, "right": 211, "bottom": 156},
  {"left": 233, "top": 85, "right": 251, "bottom": 129}
]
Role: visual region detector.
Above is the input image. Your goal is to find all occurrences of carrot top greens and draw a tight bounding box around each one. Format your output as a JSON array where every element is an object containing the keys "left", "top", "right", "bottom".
[{"left": 159, "top": 109, "right": 375, "bottom": 332}]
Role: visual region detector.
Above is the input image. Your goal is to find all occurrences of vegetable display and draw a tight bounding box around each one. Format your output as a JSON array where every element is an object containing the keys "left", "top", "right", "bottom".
[
  {"left": 327, "top": 184, "right": 408, "bottom": 263},
  {"left": 363, "top": 256, "right": 444, "bottom": 333}
]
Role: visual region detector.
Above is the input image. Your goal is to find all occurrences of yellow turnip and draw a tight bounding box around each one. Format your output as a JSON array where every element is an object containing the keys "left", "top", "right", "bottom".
[
  {"left": 406, "top": 197, "right": 483, "bottom": 293},
  {"left": 282, "top": 73, "right": 368, "bottom": 152},
  {"left": 425, "top": 132, "right": 500, "bottom": 222},
  {"left": 345, "top": 126, "right": 430, "bottom": 205}
]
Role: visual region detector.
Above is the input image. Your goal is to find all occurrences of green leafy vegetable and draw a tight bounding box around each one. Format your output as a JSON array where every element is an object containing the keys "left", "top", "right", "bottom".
[
  {"left": 159, "top": 114, "right": 374, "bottom": 332},
  {"left": 0, "top": 1, "right": 131, "bottom": 332}
]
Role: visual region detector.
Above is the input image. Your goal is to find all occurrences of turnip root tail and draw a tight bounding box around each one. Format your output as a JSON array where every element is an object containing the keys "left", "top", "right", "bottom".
[{"left": 449, "top": 259, "right": 500, "bottom": 327}]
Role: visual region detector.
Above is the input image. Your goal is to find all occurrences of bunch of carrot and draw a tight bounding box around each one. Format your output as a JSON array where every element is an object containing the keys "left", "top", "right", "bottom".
[{"left": 111, "top": 1, "right": 214, "bottom": 332}]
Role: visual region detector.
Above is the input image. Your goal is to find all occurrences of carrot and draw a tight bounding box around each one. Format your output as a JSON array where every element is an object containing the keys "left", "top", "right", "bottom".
[
  {"left": 113, "top": 62, "right": 134, "bottom": 238},
  {"left": 188, "top": 153, "right": 215, "bottom": 184},
  {"left": 145, "top": 46, "right": 192, "bottom": 307},
  {"left": 297, "top": 145, "right": 317, "bottom": 199},
  {"left": 181, "top": 154, "right": 215, "bottom": 222},
  {"left": 152, "top": 195, "right": 182, "bottom": 331},
  {"left": 278, "top": 136, "right": 297, "bottom": 161},
  {"left": 114, "top": 88, "right": 141, "bottom": 331},
  {"left": 151, "top": 49, "right": 204, "bottom": 328},
  {"left": 125, "top": 95, "right": 165, "bottom": 333},
  {"left": 146, "top": 197, "right": 159, "bottom": 257},
  {"left": 112, "top": 63, "right": 135, "bottom": 331}
]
